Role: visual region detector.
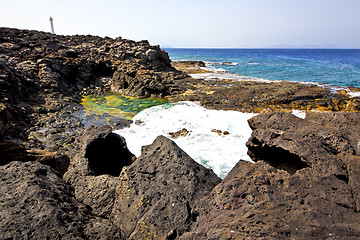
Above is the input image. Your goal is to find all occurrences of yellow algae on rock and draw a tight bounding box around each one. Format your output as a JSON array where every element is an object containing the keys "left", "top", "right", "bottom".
[{"left": 81, "top": 92, "right": 168, "bottom": 119}]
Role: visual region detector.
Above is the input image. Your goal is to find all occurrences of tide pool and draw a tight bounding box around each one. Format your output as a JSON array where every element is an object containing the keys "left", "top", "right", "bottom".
[{"left": 81, "top": 92, "right": 167, "bottom": 119}]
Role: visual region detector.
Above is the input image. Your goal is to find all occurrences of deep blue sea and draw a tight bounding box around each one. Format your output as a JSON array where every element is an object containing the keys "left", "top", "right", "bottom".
[{"left": 164, "top": 48, "right": 360, "bottom": 88}]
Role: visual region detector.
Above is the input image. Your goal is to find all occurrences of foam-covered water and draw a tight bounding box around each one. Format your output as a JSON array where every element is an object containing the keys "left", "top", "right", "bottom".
[{"left": 114, "top": 101, "right": 256, "bottom": 178}]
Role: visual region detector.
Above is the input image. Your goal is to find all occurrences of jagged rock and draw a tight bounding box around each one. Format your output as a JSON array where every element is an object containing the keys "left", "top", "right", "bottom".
[
  {"left": 64, "top": 132, "right": 220, "bottom": 239},
  {"left": 181, "top": 112, "right": 360, "bottom": 239},
  {"left": 110, "top": 135, "right": 221, "bottom": 239},
  {"left": 64, "top": 125, "right": 136, "bottom": 180},
  {"left": 0, "top": 140, "right": 70, "bottom": 175},
  {"left": 0, "top": 27, "right": 186, "bottom": 154},
  {"left": 168, "top": 75, "right": 360, "bottom": 113},
  {"left": 211, "top": 129, "right": 230, "bottom": 136},
  {"left": 169, "top": 128, "right": 190, "bottom": 138},
  {"left": 0, "top": 161, "right": 122, "bottom": 239},
  {"left": 27, "top": 149, "right": 70, "bottom": 176},
  {"left": 246, "top": 112, "right": 357, "bottom": 176},
  {"left": 63, "top": 125, "right": 136, "bottom": 218},
  {"left": 111, "top": 60, "right": 184, "bottom": 97},
  {"left": 182, "top": 159, "right": 360, "bottom": 239}
]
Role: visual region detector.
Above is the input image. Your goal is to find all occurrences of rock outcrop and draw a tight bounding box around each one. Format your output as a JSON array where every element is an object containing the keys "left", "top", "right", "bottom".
[
  {"left": 0, "top": 161, "right": 122, "bottom": 239},
  {"left": 181, "top": 112, "right": 360, "bottom": 239},
  {"left": 2, "top": 27, "right": 360, "bottom": 239},
  {"left": 63, "top": 126, "right": 220, "bottom": 239},
  {"left": 0, "top": 27, "right": 186, "bottom": 155},
  {"left": 111, "top": 135, "right": 221, "bottom": 239},
  {"left": 168, "top": 63, "right": 360, "bottom": 113}
]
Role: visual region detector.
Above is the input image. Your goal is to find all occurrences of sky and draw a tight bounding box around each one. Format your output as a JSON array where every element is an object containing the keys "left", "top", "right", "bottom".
[{"left": 1, "top": 0, "right": 360, "bottom": 48}]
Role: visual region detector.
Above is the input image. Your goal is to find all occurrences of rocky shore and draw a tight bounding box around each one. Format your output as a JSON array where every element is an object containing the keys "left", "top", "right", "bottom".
[{"left": 1, "top": 28, "right": 360, "bottom": 239}]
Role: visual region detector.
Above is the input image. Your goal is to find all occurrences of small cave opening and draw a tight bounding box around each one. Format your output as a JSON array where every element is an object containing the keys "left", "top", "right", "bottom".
[
  {"left": 85, "top": 133, "right": 134, "bottom": 176},
  {"left": 248, "top": 145, "right": 310, "bottom": 175}
]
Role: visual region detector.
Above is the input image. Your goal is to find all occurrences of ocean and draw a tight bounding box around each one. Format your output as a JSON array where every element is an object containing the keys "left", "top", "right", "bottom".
[
  {"left": 114, "top": 48, "right": 360, "bottom": 178},
  {"left": 165, "top": 48, "right": 360, "bottom": 88}
]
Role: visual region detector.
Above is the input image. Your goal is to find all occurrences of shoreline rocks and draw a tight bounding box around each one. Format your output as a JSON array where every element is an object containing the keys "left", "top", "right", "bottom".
[
  {"left": 181, "top": 112, "right": 360, "bottom": 239},
  {"left": 166, "top": 68, "right": 360, "bottom": 113},
  {"left": 1, "top": 27, "right": 360, "bottom": 239}
]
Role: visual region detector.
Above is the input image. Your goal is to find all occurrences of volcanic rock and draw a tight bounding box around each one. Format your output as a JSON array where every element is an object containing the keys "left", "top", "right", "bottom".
[
  {"left": 0, "top": 27, "right": 186, "bottom": 157},
  {"left": 167, "top": 73, "right": 360, "bottom": 113},
  {"left": 64, "top": 130, "right": 220, "bottom": 239},
  {"left": 181, "top": 112, "right": 360, "bottom": 239},
  {"left": 0, "top": 161, "right": 122, "bottom": 239},
  {"left": 111, "top": 135, "right": 221, "bottom": 239}
]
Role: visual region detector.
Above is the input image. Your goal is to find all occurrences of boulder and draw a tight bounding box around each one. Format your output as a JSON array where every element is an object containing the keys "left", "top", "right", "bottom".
[
  {"left": 0, "top": 140, "right": 29, "bottom": 165},
  {"left": 0, "top": 161, "right": 122, "bottom": 239},
  {"left": 65, "top": 125, "right": 136, "bottom": 179},
  {"left": 63, "top": 125, "right": 136, "bottom": 218},
  {"left": 110, "top": 135, "right": 221, "bottom": 239},
  {"left": 246, "top": 112, "right": 356, "bottom": 176}
]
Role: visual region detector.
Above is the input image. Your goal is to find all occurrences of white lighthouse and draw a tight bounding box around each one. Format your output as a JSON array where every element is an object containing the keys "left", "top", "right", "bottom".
[{"left": 49, "top": 17, "right": 55, "bottom": 34}]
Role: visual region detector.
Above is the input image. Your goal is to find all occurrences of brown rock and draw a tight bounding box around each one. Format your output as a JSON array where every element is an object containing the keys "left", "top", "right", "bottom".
[
  {"left": 169, "top": 128, "right": 191, "bottom": 138},
  {"left": 181, "top": 112, "right": 360, "bottom": 239},
  {"left": 0, "top": 161, "right": 122, "bottom": 239},
  {"left": 111, "top": 136, "right": 221, "bottom": 239}
]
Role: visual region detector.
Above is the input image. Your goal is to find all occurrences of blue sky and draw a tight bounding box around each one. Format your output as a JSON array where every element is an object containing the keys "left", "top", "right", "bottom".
[{"left": 1, "top": 0, "right": 360, "bottom": 48}]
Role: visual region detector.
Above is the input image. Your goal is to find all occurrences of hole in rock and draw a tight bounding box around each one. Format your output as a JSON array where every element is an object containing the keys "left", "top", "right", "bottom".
[
  {"left": 248, "top": 145, "right": 310, "bottom": 175},
  {"left": 85, "top": 133, "right": 134, "bottom": 176},
  {"left": 335, "top": 174, "right": 349, "bottom": 184}
]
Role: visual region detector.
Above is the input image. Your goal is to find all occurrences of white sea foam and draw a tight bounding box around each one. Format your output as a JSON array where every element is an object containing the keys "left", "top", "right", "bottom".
[
  {"left": 348, "top": 91, "right": 360, "bottom": 98},
  {"left": 190, "top": 71, "right": 277, "bottom": 83},
  {"left": 114, "top": 101, "right": 256, "bottom": 178},
  {"left": 194, "top": 66, "right": 360, "bottom": 98},
  {"left": 204, "top": 61, "right": 239, "bottom": 66}
]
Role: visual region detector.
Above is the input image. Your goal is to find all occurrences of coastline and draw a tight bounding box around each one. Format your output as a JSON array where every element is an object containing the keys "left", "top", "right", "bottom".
[
  {"left": 1, "top": 28, "right": 360, "bottom": 239},
  {"left": 168, "top": 60, "right": 360, "bottom": 113}
]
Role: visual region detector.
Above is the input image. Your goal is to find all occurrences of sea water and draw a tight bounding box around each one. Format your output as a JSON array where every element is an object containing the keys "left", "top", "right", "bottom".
[
  {"left": 114, "top": 102, "right": 256, "bottom": 179},
  {"left": 165, "top": 48, "right": 360, "bottom": 88},
  {"left": 112, "top": 48, "right": 360, "bottom": 178}
]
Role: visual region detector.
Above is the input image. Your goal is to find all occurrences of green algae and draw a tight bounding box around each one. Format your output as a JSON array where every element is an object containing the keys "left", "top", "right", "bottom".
[{"left": 81, "top": 92, "right": 168, "bottom": 120}]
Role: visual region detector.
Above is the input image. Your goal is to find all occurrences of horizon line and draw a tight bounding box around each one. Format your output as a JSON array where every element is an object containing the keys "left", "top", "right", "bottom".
[{"left": 162, "top": 47, "right": 360, "bottom": 50}]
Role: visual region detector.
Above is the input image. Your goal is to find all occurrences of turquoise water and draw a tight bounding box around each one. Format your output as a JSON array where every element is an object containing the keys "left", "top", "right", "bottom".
[{"left": 165, "top": 48, "right": 360, "bottom": 88}]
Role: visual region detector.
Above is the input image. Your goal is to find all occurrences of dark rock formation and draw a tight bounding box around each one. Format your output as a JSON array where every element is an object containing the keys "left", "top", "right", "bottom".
[
  {"left": 181, "top": 112, "right": 360, "bottom": 239},
  {"left": 169, "top": 128, "right": 191, "bottom": 138},
  {"left": 111, "top": 136, "right": 221, "bottom": 239},
  {"left": 2, "top": 27, "right": 360, "bottom": 239},
  {"left": 64, "top": 124, "right": 135, "bottom": 182},
  {"left": 0, "top": 27, "right": 186, "bottom": 156},
  {"left": 64, "top": 126, "right": 220, "bottom": 239},
  {"left": 0, "top": 140, "right": 69, "bottom": 175},
  {"left": 0, "top": 161, "right": 122, "bottom": 239},
  {"left": 168, "top": 73, "right": 360, "bottom": 113}
]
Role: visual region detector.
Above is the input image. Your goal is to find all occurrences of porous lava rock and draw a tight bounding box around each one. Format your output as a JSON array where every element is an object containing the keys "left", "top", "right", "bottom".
[
  {"left": 111, "top": 135, "right": 221, "bottom": 239},
  {"left": 63, "top": 125, "right": 136, "bottom": 217},
  {"left": 64, "top": 126, "right": 221, "bottom": 239},
  {"left": 0, "top": 161, "right": 122, "bottom": 239},
  {"left": 181, "top": 112, "right": 360, "bottom": 239},
  {"left": 0, "top": 27, "right": 186, "bottom": 163}
]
